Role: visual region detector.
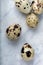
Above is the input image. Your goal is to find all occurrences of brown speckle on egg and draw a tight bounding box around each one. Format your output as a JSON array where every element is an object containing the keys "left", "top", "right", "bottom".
[
  {"left": 26, "top": 51, "right": 31, "bottom": 57},
  {"left": 21, "top": 47, "right": 24, "bottom": 53},
  {"left": 6, "top": 28, "right": 9, "bottom": 33}
]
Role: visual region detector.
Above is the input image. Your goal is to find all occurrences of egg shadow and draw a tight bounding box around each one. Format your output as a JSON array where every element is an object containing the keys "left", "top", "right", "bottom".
[{"left": 20, "top": 58, "right": 34, "bottom": 65}]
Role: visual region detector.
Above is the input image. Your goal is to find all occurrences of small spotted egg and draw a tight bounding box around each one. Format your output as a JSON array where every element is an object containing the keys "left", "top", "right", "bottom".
[{"left": 15, "top": 0, "right": 32, "bottom": 14}]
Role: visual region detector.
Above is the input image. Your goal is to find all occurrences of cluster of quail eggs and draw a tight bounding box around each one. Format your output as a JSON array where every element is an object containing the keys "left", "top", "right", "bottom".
[
  {"left": 6, "top": 0, "right": 43, "bottom": 40},
  {"left": 15, "top": 0, "right": 43, "bottom": 14},
  {"left": 15, "top": 0, "right": 43, "bottom": 28},
  {"left": 6, "top": 0, "right": 43, "bottom": 61}
]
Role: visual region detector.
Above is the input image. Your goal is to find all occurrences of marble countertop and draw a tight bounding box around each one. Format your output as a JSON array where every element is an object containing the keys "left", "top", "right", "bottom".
[{"left": 1, "top": 0, "right": 43, "bottom": 65}]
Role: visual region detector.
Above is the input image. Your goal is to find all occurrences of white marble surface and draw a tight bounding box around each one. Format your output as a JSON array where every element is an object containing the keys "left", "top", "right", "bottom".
[{"left": 1, "top": 0, "right": 43, "bottom": 65}]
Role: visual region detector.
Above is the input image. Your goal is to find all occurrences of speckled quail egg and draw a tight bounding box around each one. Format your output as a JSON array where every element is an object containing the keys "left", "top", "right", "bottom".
[
  {"left": 26, "top": 13, "right": 39, "bottom": 28},
  {"left": 15, "top": 0, "right": 32, "bottom": 14},
  {"left": 31, "top": 0, "right": 43, "bottom": 14},
  {"left": 6, "top": 24, "right": 21, "bottom": 40},
  {"left": 21, "top": 43, "right": 34, "bottom": 61}
]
